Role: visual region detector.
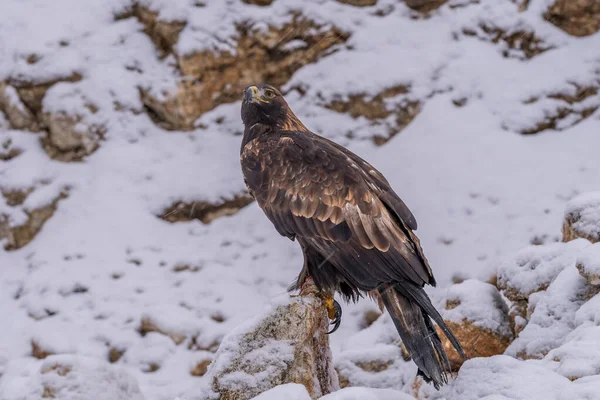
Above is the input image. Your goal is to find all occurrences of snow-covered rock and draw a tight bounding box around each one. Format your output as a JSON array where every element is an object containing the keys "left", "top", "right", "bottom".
[
  {"left": 563, "top": 192, "right": 600, "bottom": 244},
  {"left": 497, "top": 239, "right": 591, "bottom": 334},
  {"left": 544, "top": 0, "right": 600, "bottom": 37},
  {"left": 192, "top": 291, "right": 338, "bottom": 400},
  {"left": 439, "top": 279, "right": 513, "bottom": 369},
  {"left": 0, "top": 355, "right": 145, "bottom": 400},
  {"left": 577, "top": 242, "right": 600, "bottom": 286}
]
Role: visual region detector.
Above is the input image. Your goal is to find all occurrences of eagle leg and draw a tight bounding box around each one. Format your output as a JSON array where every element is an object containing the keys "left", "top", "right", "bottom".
[{"left": 321, "top": 295, "right": 342, "bottom": 334}]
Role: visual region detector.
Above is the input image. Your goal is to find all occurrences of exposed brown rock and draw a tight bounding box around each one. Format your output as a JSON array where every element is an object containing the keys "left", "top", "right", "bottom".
[
  {"left": 159, "top": 194, "right": 254, "bottom": 224},
  {"left": 0, "top": 83, "right": 40, "bottom": 130},
  {"left": 325, "top": 85, "right": 420, "bottom": 145},
  {"left": 41, "top": 111, "right": 104, "bottom": 162},
  {"left": 143, "top": 16, "right": 349, "bottom": 130},
  {"left": 520, "top": 84, "right": 598, "bottom": 135},
  {"left": 242, "top": 0, "right": 274, "bottom": 5},
  {"left": 1, "top": 191, "right": 68, "bottom": 251},
  {"left": 135, "top": 6, "right": 186, "bottom": 57},
  {"left": 108, "top": 347, "right": 126, "bottom": 363},
  {"left": 461, "top": 24, "right": 554, "bottom": 60},
  {"left": 203, "top": 280, "right": 338, "bottom": 399},
  {"left": 139, "top": 316, "right": 187, "bottom": 345},
  {"left": 1, "top": 187, "right": 32, "bottom": 206},
  {"left": 337, "top": 0, "right": 378, "bottom": 7},
  {"left": 32, "top": 340, "right": 54, "bottom": 359},
  {"left": 405, "top": 0, "right": 448, "bottom": 12},
  {"left": 436, "top": 320, "right": 513, "bottom": 370},
  {"left": 190, "top": 359, "right": 212, "bottom": 376},
  {"left": 10, "top": 73, "right": 82, "bottom": 116},
  {"left": 544, "top": 0, "right": 600, "bottom": 37},
  {"left": 0, "top": 137, "right": 23, "bottom": 161},
  {"left": 438, "top": 280, "right": 514, "bottom": 370}
]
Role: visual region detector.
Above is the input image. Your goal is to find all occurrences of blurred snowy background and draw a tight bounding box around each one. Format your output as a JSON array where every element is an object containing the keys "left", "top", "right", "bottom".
[{"left": 1, "top": 0, "right": 600, "bottom": 399}]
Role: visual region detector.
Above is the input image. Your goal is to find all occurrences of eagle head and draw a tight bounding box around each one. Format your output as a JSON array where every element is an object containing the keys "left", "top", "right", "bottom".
[{"left": 241, "top": 84, "right": 305, "bottom": 131}]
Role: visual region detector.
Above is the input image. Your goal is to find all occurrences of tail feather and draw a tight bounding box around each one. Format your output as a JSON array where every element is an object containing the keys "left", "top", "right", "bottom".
[{"left": 378, "top": 282, "right": 465, "bottom": 390}]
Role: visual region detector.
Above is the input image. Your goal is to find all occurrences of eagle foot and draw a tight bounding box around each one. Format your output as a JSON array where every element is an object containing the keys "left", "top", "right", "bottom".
[{"left": 321, "top": 295, "right": 342, "bottom": 334}]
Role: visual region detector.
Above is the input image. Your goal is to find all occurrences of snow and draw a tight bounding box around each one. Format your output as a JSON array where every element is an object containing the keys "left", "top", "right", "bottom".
[
  {"left": 252, "top": 385, "right": 413, "bottom": 400},
  {"left": 2, "top": 0, "right": 600, "bottom": 399},
  {"left": 0, "top": 354, "right": 145, "bottom": 400}
]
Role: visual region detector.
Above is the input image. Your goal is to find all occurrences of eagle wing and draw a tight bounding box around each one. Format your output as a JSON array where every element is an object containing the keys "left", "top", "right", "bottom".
[{"left": 241, "top": 126, "right": 434, "bottom": 288}]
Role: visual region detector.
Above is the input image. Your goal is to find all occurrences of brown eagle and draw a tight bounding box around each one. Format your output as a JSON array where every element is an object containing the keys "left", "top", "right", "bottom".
[{"left": 240, "top": 83, "right": 465, "bottom": 389}]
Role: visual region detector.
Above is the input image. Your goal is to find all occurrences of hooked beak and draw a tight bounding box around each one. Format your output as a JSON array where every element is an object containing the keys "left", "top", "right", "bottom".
[{"left": 244, "top": 86, "right": 267, "bottom": 104}]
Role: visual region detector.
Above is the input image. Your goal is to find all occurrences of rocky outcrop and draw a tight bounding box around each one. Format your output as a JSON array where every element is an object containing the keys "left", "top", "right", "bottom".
[
  {"left": 9, "top": 74, "right": 82, "bottom": 117},
  {"left": 544, "top": 0, "right": 600, "bottom": 37},
  {"left": 576, "top": 243, "right": 600, "bottom": 286},
  {"left": 135, "top": 6, "right": 186, "bottom": 57},
  {"left": 0, "top": 83, "right": 40, "bottom": 131},
  {"left": 404, "top": 0, "right": 448, "bottom": 12},
  {"left": 159, "top": 194, "right": 254, "bottom": 224},
  {"left": 497, "top": 239, "right": 590, "bottom": 334},
  {"left": 336, "top": 0, "right": 378, "bottom": 7},
  {"left": 198, "top": 283, "right": 338, "bottom": 399},
  {"left": 563, "top": 192, "right": 600, "bottom": 243},
  {"left": 142, "top": 16, "right": 349, "bottom": 130},
  {"left": 0, "top": 355, "right": 145, "bottom": 400},
  {"left": 325, "top": 85, "right": 420, "bottom": 145},
  {"left": 438, "top": 280, "right": 513, "bottom": 370},
  {"left": 461, "top": 24, "right": 553, "bottom": 60},
  {"left": 41, "top": 111, "right": 104, "bottom": 162},
  {"left": 520, "top": 84, "right": 598, "bottom": 135},
  {"left": 0, "top": 191, "right": 68, "bottom": 251}
]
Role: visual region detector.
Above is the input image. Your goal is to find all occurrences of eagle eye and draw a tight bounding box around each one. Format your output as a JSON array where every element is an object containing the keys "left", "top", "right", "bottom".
[{"left": 265, "top": 89, "right": 276, "bottom": 99}]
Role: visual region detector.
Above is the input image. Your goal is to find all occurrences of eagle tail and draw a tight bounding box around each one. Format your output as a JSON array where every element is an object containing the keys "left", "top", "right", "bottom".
[{"left": 377, "top": 282, "right": 465, "bottom": 389}]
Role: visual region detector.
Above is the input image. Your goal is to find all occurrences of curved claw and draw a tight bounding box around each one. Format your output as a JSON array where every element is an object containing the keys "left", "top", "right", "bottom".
[{"left": 326, "top": 299, "right": 342, "bottom": 334}]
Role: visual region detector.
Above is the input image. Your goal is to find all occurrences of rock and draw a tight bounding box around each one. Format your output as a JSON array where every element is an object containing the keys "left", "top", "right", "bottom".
[
  {"left": 159, "top": 194, "right": 254, "bottom": 224},
  {"left": 576, "top": 243, "right": 600, "bottom": 286},
  {"left": 191, "top": 359, "right": 212, "bottom": 377},
  {"left": 519, "top": 84, "right": 599, "bottom": 135},
  {"left": 438, "top": 280, "right": 513, "bottom": 370},
  {"left": 461, "top": 24, "right": 553, "bottom": 60},
  {"left": 544, "top": 0, "right": 600, "bottom": 37},
  {"left": 497, "top": 240, "right": 591, "bottom": 334},
  {"left": 31, "top": 340, "right": 54, "bottom": 360},
  {"left": 0, "top": 137, "right": 23, "bottom": 161},
  {"left": 9, "top": 73, "right": 82, "bottom": 116},
  {"left": 135, "top": 5, "right": 186, "bottom": 57},
  {"left": 196, "top": 284, "right": 338, "bottom": 399},
  {"left": 563, "top": 192, "right": 600, "bottom": 244},
  {"left": 241, "top": 0, "right": 275, "bottom": 6},
  {"left": 0, "top": 83, "right": 39, "bottom": 131},
  {"left": 404, "top": 0, "right": 448, "bottom": 12},
  {"left": 143, "top": 16, "right": 349, "bottom": 130},
  {"left": 505, "top": 264, "right": 590, "bottom": 360},
  {"left": 336, "top": 0, "right": 378, "bottom": 7},
  {"left": 325, "top": 85, "right": 420, "bottom": 145},
  {"left": 0, "top": 191, "right": 68, "bottom": 251},
  {"left": 41, "top": 111, "right": 104, "bottom": 161},
  {"left": 139, "top": 315, "right": 187, "bottom": 345},
  {"left": 0, "top": 355, "right": 145, "bottom": 400}
]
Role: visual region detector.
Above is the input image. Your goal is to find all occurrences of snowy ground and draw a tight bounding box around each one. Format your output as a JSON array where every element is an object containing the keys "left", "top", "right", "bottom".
[{"left": 1, "top": 0, "right": 600, "bottom": 399}]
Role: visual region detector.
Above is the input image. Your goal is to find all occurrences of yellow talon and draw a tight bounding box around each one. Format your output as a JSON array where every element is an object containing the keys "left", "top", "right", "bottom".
[
  {"left": 323, "top": 296, "right": 336, "bottom": 319},
  {"left": 319, "top": 294, "right": 342, "bottom": 334}
]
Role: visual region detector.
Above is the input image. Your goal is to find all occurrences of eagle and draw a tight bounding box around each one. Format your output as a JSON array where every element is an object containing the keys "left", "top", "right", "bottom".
[{"left": 239, "top": 83, "right": 465, "bottom": 389}]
